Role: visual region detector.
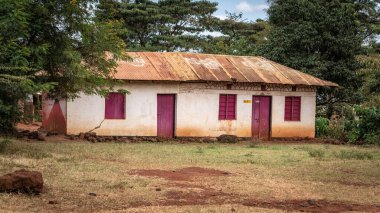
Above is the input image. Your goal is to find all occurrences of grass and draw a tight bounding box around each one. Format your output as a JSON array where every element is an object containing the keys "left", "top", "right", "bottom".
[
  {"left": 307, "top": 149, "right": 326, "bottom": 158},
  {"left": 0, "top": 139, "right": 380, "bottom": 212}
]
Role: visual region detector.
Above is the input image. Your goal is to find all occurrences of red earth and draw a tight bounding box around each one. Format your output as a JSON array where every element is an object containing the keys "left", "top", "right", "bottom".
[{"left": 131, "top": 167, "right": 380, "bottom": 213}]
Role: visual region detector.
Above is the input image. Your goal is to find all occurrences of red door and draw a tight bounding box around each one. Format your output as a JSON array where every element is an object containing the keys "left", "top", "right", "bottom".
[
  {"left": 252, "top": 96, "right": 271, "bottom": 140},
  {"left": 157, "top": 94, "right": 175, "bottom": 138}
]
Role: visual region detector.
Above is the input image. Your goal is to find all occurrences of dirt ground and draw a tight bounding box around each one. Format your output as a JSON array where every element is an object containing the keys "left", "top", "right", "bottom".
[
  {"left": 1, "top": 136, "right": 380, "bottom": 212},
  {"left": 129, "top": 167, "right": 380, "bottom": 212}
]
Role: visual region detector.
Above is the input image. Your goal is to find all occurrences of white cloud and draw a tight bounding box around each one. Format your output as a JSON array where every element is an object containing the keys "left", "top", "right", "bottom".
[
  {"left": 252, "top": 4, "right": 269, "bottom": 11},
  {"left": 201, "top": 30, "right": 223, "bottom": 37},
  {"left": 236, "top": 1, "right": 269, "bottom": 13},
  {"left": 215, "top": 14, "right": 227, "bottom": 20},
  {"left": 236, "top": 1, "right": 253, "bottom": 12}
]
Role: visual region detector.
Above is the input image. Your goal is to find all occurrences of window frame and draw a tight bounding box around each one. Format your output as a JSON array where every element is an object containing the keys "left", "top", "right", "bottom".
[
  {"left": 104, "top": 92, "right": 126, "bottom": 120},
  {"left": 218, "top": 94, "right": 237, "bottom": 120},
  {"left": 284, "top": 96, "right": 301, "bottom": 122}
]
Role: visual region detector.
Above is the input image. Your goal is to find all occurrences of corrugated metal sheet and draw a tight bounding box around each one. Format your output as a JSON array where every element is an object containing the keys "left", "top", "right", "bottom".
[{"left": 113, "top": 52, "right": 338, "bottom": 87}]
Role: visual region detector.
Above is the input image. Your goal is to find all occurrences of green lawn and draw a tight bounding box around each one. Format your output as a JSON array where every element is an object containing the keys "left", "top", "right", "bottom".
[{"left": 1, "top": 139, "right": 380, "bottom": 212}]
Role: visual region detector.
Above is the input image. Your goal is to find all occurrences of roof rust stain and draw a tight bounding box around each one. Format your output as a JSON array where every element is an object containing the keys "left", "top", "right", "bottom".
[{"left": 114, "top": 52, "right": 338, "bottom": 87}]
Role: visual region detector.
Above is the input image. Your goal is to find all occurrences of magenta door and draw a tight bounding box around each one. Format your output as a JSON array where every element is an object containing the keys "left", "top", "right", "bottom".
[
  {"left": 157, "top": 94, "right": 175, "bottom": 138},
  {"left": 252, "top": 96, "right": 271, "bottom": 140}
]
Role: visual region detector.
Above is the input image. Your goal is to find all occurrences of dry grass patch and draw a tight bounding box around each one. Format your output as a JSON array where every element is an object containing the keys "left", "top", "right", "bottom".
[{"left": 0, "top": 139, "right": 379, "bottom": 212}]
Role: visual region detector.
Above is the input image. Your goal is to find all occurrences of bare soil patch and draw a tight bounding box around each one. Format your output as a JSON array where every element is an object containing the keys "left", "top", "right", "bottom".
[
  {"left": 242, "top": 199, "right": 380, "bottom": 213},
  {"left": 131, "top": 167, "right": 380, "bottom": 212},
  {"left": 130, "top": 167, "right": 230, "bottom": 181},
  {"left": 129, "top": 185, "right": 380, "bottom": 212}
]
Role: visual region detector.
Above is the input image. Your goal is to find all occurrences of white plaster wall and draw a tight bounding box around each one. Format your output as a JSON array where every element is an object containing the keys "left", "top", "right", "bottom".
[
  {"left": 271, "top": 94, "right": 316, "bottom": 138},
  {"left": 66, "top": 82, "right": 316, "bottom": 138},
  {"left": 67, "top": 83, "right": 179, "bottom": 136}
]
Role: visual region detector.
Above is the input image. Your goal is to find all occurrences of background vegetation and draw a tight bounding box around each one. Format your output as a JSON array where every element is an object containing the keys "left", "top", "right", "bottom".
[{"left": 0, "top": 0, "right": 379, "bottom": 144}]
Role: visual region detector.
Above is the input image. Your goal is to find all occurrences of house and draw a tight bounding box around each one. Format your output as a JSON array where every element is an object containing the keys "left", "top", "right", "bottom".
[{"left": 42, "top": 52, "right": 337, "bottom": 140}]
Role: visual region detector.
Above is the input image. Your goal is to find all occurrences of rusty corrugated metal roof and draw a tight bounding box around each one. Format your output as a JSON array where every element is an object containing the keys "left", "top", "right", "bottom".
[{"left": 114, "top": 52, "right": 338, "bottom": 87}]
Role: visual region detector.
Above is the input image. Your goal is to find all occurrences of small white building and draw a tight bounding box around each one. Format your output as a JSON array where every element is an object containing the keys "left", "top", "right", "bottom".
[{"left": 42, "top": 52, "right": 337, "bottom": 140}]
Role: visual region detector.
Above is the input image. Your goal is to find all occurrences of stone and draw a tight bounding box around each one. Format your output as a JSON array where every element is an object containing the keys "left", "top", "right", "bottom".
[
  {"left": 307, "top": 199, "right": 316, "bottom": 206},
  {"left": 27, "top": 131, "right": 39, "bottom": 140},
  {"left": 202, "top": 137, "right": 217, "bottom": 143},
  {"left": 46, "top": 131, "right": 58, "bottom": 137},
  {"left": 79, "top": 132, "right": 85, "bottom": 139},
  {"left": 67, "top": 134, "right": 76, "bottom": 140},
  {"left": 88, "top": 192, "right": 97, "bottom": 196},
  {"left": 37, "top": 132, "right": 46, "bottom": 141},
  {"left": 217, "top": 134, "right": 238, "bottom": 143},
  {"left": 0, "top": 169, "right": 43, "bottom": 194},
  {"left": 88, "top": 137, "right": 97, "bottom": 143}
]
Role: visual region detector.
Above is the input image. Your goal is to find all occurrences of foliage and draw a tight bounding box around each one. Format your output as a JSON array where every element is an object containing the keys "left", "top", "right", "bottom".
[
  {"left": 316, "top": 105, "right": 380, "bottom": 145},
  {"left": 256, "top": 0, "right": 380, "bottom": 108},
  {"left": 345, "top": 106, "right": 380, "bottom": 145},
  {"left": 202, "top": 13, "right": 269, "bottom": 55},
  {"left": 315, "top": 117, "right": 330, "bottom": 137},
  {"left": 357, "top": 54, "right": 380, "bottom": 107},
  {"left": 96, "top": 1, "right": 270, "bottom": 54},
  {"left": 97, "top": 0, "right": 217, "bottom": 52},
  {"left": 0, "top": 0, "right": 126, "bottom": 132}
]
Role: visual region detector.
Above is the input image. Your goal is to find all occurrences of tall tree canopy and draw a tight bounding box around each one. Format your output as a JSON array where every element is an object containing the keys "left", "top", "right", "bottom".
[
  {"left": 256, "top": 0, "right": 379, "bottom": 106},
  {"left": 0, "top": 0, "right": 126, "bottom": 132},
  {"left": 97, "top": 0, "right": 218, "bottom": 52},
  {"left": 202, "top": 13, "right": 270, "bottom": 55}
]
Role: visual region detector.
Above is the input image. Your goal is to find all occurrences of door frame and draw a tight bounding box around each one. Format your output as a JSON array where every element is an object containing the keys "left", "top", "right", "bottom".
[
  {"left": 157, "top": 94, "right": 176, "bottom": 138},
  {"left": 252, "top": 95, "right": 272, "bottom": 140}
]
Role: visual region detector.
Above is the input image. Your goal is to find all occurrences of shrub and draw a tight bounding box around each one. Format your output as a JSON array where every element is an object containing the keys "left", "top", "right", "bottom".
[
  {"left": 315, "top": 117, "right": 330, "bottom": 137},
  {"left": 316, "top": 106, "right": 380, "bottom": 145},
  {"left": 345, "top": 106, "right": 380, "bottom": 145},
  {"left": 325, "top": 118, "right": 348, "bottom": 142}
]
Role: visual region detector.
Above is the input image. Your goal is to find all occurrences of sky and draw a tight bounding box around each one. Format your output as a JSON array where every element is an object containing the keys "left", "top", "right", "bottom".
[{"left": 211, "top": 0, "right": 269, "bottom": 22}]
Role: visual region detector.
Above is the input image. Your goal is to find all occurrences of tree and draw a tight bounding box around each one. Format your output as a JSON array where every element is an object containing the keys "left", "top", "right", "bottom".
[
  {"left": 96, "top": 0, "right": 218, "bottom": 52},
  {"left": 256, "top": 0, "right": 380, "bottom": 107},
  {"left": 358, "top": 54, "right": 380, "bottom": 106},
  {"left": 202, "top": 13, "right": 270, "bottom": 55},
  {"left": 0, "top": 0, "right": 126, "bottom": 132}
]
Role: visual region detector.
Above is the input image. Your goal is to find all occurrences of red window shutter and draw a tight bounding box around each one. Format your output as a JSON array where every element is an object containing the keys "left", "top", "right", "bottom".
[
  {"left": 219, "top": 94, "right": 236, "bottom": 120},
  {"left": 284, "top": 96, "right": 301, "bottom": 121},
  {"left": 292, "top": 97, "right": 301, "bottom": 121},
  {"left": 284, "top": 97, "right": 293, "bottom": 121},
  {"left": 105, "top": 93, "right": 125, "bottom": 119},
  {"left": 219, "top": 94, "right": 227, "bottom": 119},
  {"left": 227, "top": 95, "right": 236, "bottom": 119}
]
